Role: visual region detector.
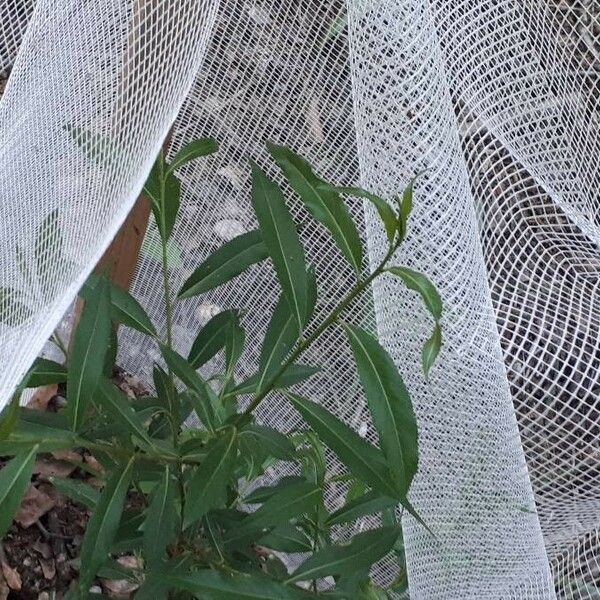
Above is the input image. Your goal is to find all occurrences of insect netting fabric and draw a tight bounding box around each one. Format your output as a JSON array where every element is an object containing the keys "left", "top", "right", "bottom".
[{"left": 0, "top": 0, "right": 598, "bottom": 598}]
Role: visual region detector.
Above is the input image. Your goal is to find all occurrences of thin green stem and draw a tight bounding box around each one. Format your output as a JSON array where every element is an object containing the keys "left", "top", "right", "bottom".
[
  {"left": 51, "top": 332, "right": 68, "bottom": 361},
  {"left": 239, "top": 242, "right": 399, "bottom": 421},
  {"left": 159, "top": 153, "right": 174, "bottom": 351},
  {"left": 157, "top": 150, "right": 186, "bottom": 527}
]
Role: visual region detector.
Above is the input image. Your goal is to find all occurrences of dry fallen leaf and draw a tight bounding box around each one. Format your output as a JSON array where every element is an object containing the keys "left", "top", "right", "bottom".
[
  {"left": 1, "top": 561, "right": 21, "bottom": 591},
  {"left": 101, "top": 555, "right": 141, "bottom": 598},
  {"left": 34, "top": 457, "right": 77, "bottom": 479},
  {"left": 0, "top": 572, "right": 9, "bottom": 600},
  {"left": 39, "top": 557, "right": 56, "bottom": 580},
  {"left": 32, "top": 540, "right": 52, "bottom": 560},
  {"left": 15, "top": 485, "right": 56, "bottom": 528},
  {"left": 26, "top": 385, "right": 58, "bottom": 412}
]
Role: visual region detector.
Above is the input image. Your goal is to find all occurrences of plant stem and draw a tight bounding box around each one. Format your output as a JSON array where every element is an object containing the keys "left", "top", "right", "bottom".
[
  {"left": 239, "top": 242, "right": 398, "bottom": 420},
  {"left": 159, "top": 153, "right": 174, "bottom": 351},
  {"left": 51, "top": 332, "right": 68, "bottom": 361},
  {"left": 157, "top": 150, "right": 187, "bottom": 526}
]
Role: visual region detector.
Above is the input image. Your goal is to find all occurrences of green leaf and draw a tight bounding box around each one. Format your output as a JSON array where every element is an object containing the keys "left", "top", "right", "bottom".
[
  {"left": 144, "top": 157, "right": 181, "bottom": 241},
  {"left": 141, "top": 227, "right": 183, "bottom": 268},
  {"left": 225, "top": 311, "right": 245, "bottom": 373},
  {"left": 387, "top": 266, "right": 442, "bottom": 321},
  {"left": 24, "top": 358, "right": 67, "bottom": 388},
  {"left": 286, "top": 526, "right": 400, "bottom": 583},
  {"left": 237, "top": 480, "right": 321, "bottom": 534},
  {"left": 184, "top": 427, "right": 237, "bottom": 527},
  {"left": 243, "top": 476, "right": 306, "bottom": 504},
  {"left": 78, "top": 457, "right": 135, "bottom": 595},
  {"left": 163, "top": 568, "right": 313, "bottom": 600},
  {"left": 250, "top": 161, "right": 308, "bottom": 328},
  {"left": 0, "top": 287, "right": 32, "bottom": 326},
  {"left": 239, "top": 424, "right": 295, "bottom": 461},
  {"left": 143, "top": 465, "right": 179, "bottom": 566},
  {"left": 161, "top": 346, "right": 216, "bottom": 431},
  {"left": 398, "top": 178, "right": 416, "bottom": 241},
  {"left": 0, "top": 392, "right": 21, "bottom": 441},
  {"left": 188, "top": 310, "right": 236, "bottom": 368},
  {"left": 153, "top": 365, "right": 179, "bottom": 427},
  {"left": 258, "top": 523, "right": 312, "bottom": 553},
  {"left": 67, "top": 277, "right": 112, "bottom": 431},
  {"left": 35, "top": 209, "right": 64, "bottom": 301},
  {"left": 344, "top": 324, "right": 418, "bottom": 496},
  {"left": 321, "top": 184, "right": 397, "bottom": 243},
  {"left": 64, "top": 124, "right": 121, "bottom": 166},
  {"left": 179, "top": 229, "right": 268, "bottom": 299},
  {"left": 109, "top": 284, "right": 156, "bottom": 336},
  {"left": 230, "top": 364, "right": 320, "bottom": 397},
  {"left": 286, "top": 393, "right": 399, "bottom": 499},
  {"left": 422, "top": 322, "right": 442, "bottom": 378},
  {"left": 167, "top": 137, "right": 218, "bottom": 174},
  {"left": 49, "top": 477, "right": 100, "bottom": 509},
  {"left": 96, "top": 379, "right": 158, "bottom": 452},
  {"left": 267, "top": 143, "right": 363, "bottom": 274},
  {"left": 0, "top": 446, "right": 37, "bottom": 538},
  {"left": 81, "top": 275, "right": 156, "bottom": 336},
  {"left": 326, "top": 491, "right": 397, "bottom": 526}
]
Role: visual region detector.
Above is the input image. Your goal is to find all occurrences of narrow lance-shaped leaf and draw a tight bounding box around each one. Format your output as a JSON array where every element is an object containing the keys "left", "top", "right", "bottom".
[
  {"left": 184, "top": 427, "right": 237, "bottom": 527},
  {"left": 96, "top": 379, "right": 159, "bottom": 452},
  {"left": 225, "top": 311, "right": 245, "bottom": 374},
  {"left": 49, "top": 477, "right": 100, "bottom": 509},
  {"left": 326, "top": 490, "right": 398, "bottom": 526},
  {"left": 286, "top": 526, "right": 400, "bottom": 583},
  {"left": 398, "top": 178, "right": 415, "bottom": 240},
  {"left": 232, "top": 480, "right": 321, "bottom": 540},
  {"left": 81, "top": 275, "right": 157, "bottom": 336},
  {"left": 0, "top": 393, "right": 20, "bottom": 440},
  {"left": 267, "top": 143, "right": 363, "bottom": 274},
  {"left": 144, "top": 156, "right": 181, "bottom": 241},
  {"left": 286, "top": 393, "right": 399, "bottom": 499},
  {"left": 143, "top": 465, "right": 179, "bottom": 566},
  {"left": 162, "top": 568, "right": 313, "bottom": 600},
  {"left": 179, "top": 230, "right": 268, "bottom": 299},
  {"left": 0, "top": 446, "right": 37, "bottom": 538},
  {"left": 387, "top": 266, "right": 442, "bottom": 321},
  {"left": 230, "top": 364, "right": 320, "bottom": 398},
  {"left": 257, "top": 266, "right": 316, "bottom": 392},
  {"left": 78, "top": 457, "right": 135, "bottom": 595},
  {"left": 250, "top": 161, "right": 308, "bottom": 328},
  {"left": 35, "top": 209, "right": 64, "bottom": 301},
  {"left": 188, "top": 310, "right": 235, "bottom": 369},
  {"left": 258, "top": 524, "right": 312, "bottom": 553},
  {"left": 24, "top": 358, "right": 67, "bottom": 388},
  {"left": 167, "top": 137, "right": 218, "bottom": 174},
  {"left": 68, "top": 277, "right": 112, "bottom": 431},
  {"left": 344, "top": 324, "right": 418, "bottom": 496},
  {"left": 239, "top": 424, "right": 295, "bottom": 461},
  {"left": 320, "top": 183, "right": 397, "bottom": 243},
  {"left": 422, "top": 322, "right": 442, "bottom": 378},
  {"left": 161, "top": 345, "right": 216, "bottom": 431}
]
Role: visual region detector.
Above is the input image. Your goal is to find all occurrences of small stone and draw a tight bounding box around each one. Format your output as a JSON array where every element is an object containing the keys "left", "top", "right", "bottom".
[
  {"left": 246, "top": 4, "right": 271, "bottom": 24},
  {"left": 195, "top": 302, "right": 222, "bottom": 324},
  {"left": 214, "top": 219, "right": 246, "bottom": 241}
]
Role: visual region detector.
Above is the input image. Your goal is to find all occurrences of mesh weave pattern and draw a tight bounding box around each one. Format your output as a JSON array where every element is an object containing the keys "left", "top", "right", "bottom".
[{"left": 0, "top": 0, "right": 598, "bottom": 597}]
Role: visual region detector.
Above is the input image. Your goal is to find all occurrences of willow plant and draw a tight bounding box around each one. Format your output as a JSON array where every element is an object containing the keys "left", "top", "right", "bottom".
[{"left": 0, "top": 138, "right": 442, "bottom": 599}]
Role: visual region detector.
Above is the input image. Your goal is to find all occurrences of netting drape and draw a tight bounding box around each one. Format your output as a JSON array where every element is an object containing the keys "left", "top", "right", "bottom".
[{"left": 0, "top": 0, "right": 598, "bottom": 597}]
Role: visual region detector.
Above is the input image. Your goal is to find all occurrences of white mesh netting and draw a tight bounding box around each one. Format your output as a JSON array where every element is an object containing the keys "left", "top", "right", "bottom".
[{"left": 0, "top": 0, "right": 598, "bottom": 598}]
